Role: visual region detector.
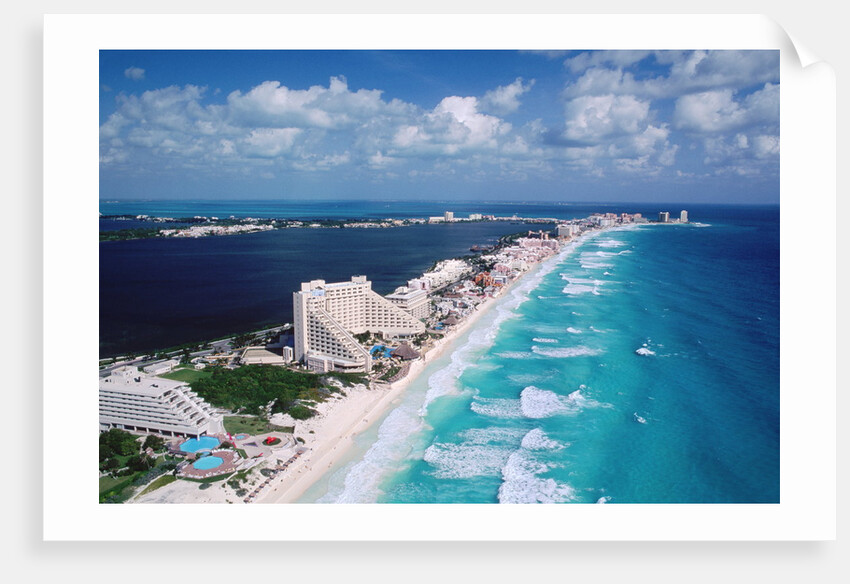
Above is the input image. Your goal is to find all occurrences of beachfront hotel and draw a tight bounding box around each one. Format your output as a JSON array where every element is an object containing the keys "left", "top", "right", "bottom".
[
  {"left": 99, "top": 366, "right": 223, "bottom": 438},
  {"left": 385, "top": 286, "right": 431, "bottom": 319},
  {"left": 293, "top": 275, "right": 426, "bottom": 373}
]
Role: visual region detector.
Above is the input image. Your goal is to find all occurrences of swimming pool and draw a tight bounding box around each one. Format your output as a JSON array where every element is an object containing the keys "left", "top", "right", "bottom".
[
  {"left": 192, "top": 456, "right": 224, "bottom": 470},
  {"left": 179, "top": 436, "right": 221, "bottom": 453},
  {"left": 234, "top": 433, "right": 249, "bottom": 440}
]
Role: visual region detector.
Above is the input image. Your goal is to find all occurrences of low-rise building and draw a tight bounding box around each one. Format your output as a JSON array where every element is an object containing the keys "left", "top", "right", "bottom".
[{"left": 142, "top": 359, "right": 179, "bottom": 376}]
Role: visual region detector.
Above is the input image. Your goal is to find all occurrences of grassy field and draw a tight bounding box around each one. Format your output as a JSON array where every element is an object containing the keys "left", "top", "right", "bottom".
[
  {"left": 223, "top": 416, "right": 294, "bottom": 436},
  {"left": 136, "top": 474, "right": 177, "bottom": 498},
  {"left": 159, "top": 367, "right": 213, "bottom": 383}
]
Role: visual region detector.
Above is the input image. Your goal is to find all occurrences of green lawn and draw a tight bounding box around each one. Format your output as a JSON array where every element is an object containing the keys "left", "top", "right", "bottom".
[
  {"left": 223, "top": 415, "right": 294, "bottom": 436},
  {"left": 137, "top": 474, "right": 177, "bottom": 498},
  {"left": 159, "top": 367, "right": 212, "bottom": 383}
]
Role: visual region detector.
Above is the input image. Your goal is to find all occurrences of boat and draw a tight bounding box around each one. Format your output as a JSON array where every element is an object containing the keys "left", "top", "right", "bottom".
[{"left": 633, "top": 412, "right": 647, "bottom": 424}]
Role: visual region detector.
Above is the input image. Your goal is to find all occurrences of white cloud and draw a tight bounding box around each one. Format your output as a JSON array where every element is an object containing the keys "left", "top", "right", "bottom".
[
  {"left": 673, "top": 83, "right": 778, "bottom": 133},
  {"left": 242, "top": 128, "right": 301, "bottom": 157},
  {"left": 564, "top": 51, "right": 652, "bottom": 74},
  {"left": 124, "top": 67, "right": 145, "bottom": 81},
  {"left": 563, "top": 94, "right": 650, "bottom": 142},
  {"left": 752, "top": 135, "right": 780, "bottom": 159},
  {"left": 481, "top": 78, "right": 534, "bottom": 115}
]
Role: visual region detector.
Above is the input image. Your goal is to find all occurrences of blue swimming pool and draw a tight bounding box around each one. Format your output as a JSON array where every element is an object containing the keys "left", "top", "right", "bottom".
[
  {"left": 179, "top": 436, "right": 220, "bottom": 453},
  {"left": 192, "top": 456, "right": 224, "bottom": 470}
]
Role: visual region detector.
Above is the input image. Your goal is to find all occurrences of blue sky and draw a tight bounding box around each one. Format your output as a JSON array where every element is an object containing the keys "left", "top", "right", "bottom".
[{"left": 99, "top": 50, "right": 779, "bottom": 203}]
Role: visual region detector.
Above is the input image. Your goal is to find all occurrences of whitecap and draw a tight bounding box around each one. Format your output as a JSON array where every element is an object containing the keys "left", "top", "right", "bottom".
[
  {"left": 470, "top": 397, "right": 523, "bottom": 419},
  {"left": 531, "top": 345, "right": 601, "bottom": 358},
  {"left": 566, "top": 327, "right": 582, "bottom": 334},
  {"left": 635, "top": 347, "right": 655, "bottom": 356},
  {"left": 497, "top": 450, "right": 575, "bottom": 504},
  {"left": 532, "top": 337, "right": 559, "bottom": 344},
  {"left": 424, "top": 442, "right": 513, "bottom": 479},
  {"left": 520, "top": 428, "right": 566, "bottom": 451}
]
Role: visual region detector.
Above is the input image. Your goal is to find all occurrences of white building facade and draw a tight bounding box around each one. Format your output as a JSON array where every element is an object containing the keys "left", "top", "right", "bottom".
[
  {"left": 293, "top": 275, "right": 426, "bottom": 373},
  {"left": 99, "top": 366, "right": 223, "bottom": 438},
  {"left": 385, "top": 286, "right": 431, "bottom": 319}
]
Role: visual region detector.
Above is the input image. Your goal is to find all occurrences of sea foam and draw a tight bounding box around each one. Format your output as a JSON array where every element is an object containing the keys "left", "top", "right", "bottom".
[
  {"left": 531, "top": 345, "right": 601, "bottom": 358},
  {"left": 497, "top": 449, "right": 575, "bottom": 504}
]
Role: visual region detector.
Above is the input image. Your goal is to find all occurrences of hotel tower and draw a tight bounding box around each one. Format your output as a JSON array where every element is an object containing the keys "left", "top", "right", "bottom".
[{"left": 293, "top": 275, "right": 426, "bottom": 373}]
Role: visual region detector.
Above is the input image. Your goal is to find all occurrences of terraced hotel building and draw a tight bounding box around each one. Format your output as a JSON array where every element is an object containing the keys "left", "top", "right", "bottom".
[{"left": 293, "top": 275, "right": 426, "bottom": 373}]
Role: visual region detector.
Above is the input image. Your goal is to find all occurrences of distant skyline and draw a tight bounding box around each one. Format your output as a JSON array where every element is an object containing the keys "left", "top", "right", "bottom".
[{"left": 99, "top": 50, "right": 779, "bottom": 204}]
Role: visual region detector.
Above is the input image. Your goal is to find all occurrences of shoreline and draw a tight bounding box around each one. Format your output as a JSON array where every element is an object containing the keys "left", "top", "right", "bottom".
[
  {"left": 257, "top": 266, "right": 527, "bottom": 504},
  {"left": 256, "top": 233, "right": 589, "bottom": 504}
]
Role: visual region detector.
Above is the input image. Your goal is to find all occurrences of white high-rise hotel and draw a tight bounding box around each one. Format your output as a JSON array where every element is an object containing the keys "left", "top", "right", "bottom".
[{"left": 293, "top": 275, "right": 426, "bottom": 373}]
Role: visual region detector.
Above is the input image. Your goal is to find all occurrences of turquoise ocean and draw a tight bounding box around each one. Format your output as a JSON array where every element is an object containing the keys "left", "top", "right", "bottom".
[{"left": 298, "top": 209, "right": 779, "bottom": 504}]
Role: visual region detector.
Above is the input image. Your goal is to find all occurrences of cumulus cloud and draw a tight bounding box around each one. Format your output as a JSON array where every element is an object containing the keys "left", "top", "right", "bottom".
[
  {"left": 564, "top": 51, "right": 779, "bottom": 100},
  {"left": 124, "top": 67, "right": 145, "bottom": 81},
  {"left": 563, "top": 94, "right": 650, "bottom": 142},
  {"left": 673, "top": 83, "right": 778, "bottom": 133},
  {"left": 481, "top": 78, "right": 534, "bottom": 115},
  {"left": 99, "top": 52, "right": 779, "bottom": 186}
]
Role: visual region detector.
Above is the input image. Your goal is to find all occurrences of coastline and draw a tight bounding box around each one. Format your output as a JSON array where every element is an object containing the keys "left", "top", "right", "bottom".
[
  {"left": 257, "top": 264, "right": 529, "bottom": 504},
  {"left": 256, "top": 232, "right": 593, "bottom": 504}
]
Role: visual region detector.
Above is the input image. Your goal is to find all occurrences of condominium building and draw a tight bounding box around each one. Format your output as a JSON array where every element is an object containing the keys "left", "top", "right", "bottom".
[
  {"left": 99, "top": 366, "right": 223, "bottom": 438},
  {"left": 680, "top": 210, "right": 689, "bottom": 223},
  {"left": 385, "top": 286, "right": 431, "bottom": 319},
  {"left": 444, "top": 211, "right": 454, "bottom": 222},
  {"left": 658, "top": 211, "right": 670, "bottom": 223},
  {"left": 293, "top": 275, "right": 426, "bottom": 373}
]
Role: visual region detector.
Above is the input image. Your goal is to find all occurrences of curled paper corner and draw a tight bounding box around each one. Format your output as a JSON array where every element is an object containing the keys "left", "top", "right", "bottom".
[{"left": 786, "top": 33, "right": 822, "bottom": 69}]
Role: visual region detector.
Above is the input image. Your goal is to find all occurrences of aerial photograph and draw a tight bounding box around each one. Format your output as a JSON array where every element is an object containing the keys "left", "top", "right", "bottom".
[{"left": 97, "top": 49, "right": 779, "bottom": 505}]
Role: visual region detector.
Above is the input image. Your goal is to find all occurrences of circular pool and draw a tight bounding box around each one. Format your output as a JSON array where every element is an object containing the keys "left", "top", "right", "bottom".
[
  {"left": 192, "top": 456, "right": 224, "bottom": 470},
  {"left": 234, "top": 433, "right": 249, "bottom": 440},
  {"left": 179, "top": 436, "right": 221, "bottom": 453}
]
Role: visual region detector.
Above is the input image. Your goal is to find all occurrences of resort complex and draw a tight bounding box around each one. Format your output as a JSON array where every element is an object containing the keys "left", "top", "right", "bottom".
[{"left": 98, "top": 209, "right": 683, "bottom": 504}]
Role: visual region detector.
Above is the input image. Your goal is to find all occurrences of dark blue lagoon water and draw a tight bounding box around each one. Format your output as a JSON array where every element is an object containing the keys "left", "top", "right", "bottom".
[
  {"left": 300, "top": 204, "right": 779, "bottom": 504},
  {"left": 100, "top": 219, "right": 550, "bottom": 356}
]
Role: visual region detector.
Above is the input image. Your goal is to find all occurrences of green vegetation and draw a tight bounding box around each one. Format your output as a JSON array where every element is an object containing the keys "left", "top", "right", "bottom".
[
  {"left": 223, "top": 416, "right": 294, "bottom": 435},
  {"left": 100, "top": 458, "right": 178, "bottom": 503},
  {"left": 137, "top": 474, "right": 177, "bottom": 498},
  {"left": 159, "top": 367, "right": 213, "bottom": 384},
  {"left": 322, "top": 371, "right": 369, "bottom": 387},
  {"left": 99, "top": 228, "right": 163, "bottom": 242},
  {"left": 99, "top": 429, "right": 141, "bottom": 471},
  {"left": 142, "top": 434, "right": 166, "bottom": 452},
  {"left": 190, "top": 365, "right": 327, "bottom": 417}
]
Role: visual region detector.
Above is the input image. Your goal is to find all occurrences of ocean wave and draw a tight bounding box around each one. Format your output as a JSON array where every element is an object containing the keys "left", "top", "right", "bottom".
[
  {"left": 596, "top": 239, "right": 625, "bottom": 248},
  {"left": 457, "top": 426, "right": 527, "bottom": 445},
  {"left": 470, "top": 397, "right": 524, "bottom": 419},
  {"left": 635, "top": 347, "right": 655, "bottom": 356},
  {"left": 532, "top": 337, "right": 559, "bottom": 343},
  {"left": 562, "top": 283, "right": 601, "bottom": 295},
  {"left": 520, "top": 428, "right": 566, "bottom": 451},
  {"left": 566, "top": 327, "right": 582, "bottom": 334},
  {"left": 497, "top": 450, "right": 575, "bottom": 504},
  {"left": 531, "top": 345, "right": 601, "bottom": 358},
  {"left": 596, "top": 496, "right": 612, "bottom": 504},
  {"left": 322, "top": 404, "right": 426, "bottom": 503},
  {"left": 423, "top": 441, "right": 513, "bottom": 479},
  {"left": 494, "top": 350, "right": 535, "bottom": 360},
  {"left": 580, "top": 261, "right": 613, "bottom": 269}
]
